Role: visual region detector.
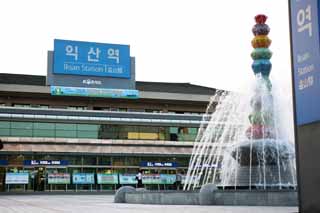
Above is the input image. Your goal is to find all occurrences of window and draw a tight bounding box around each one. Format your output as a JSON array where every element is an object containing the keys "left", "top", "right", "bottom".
[
  {"left": 184, "top": 112, "right": 202, "bottom": 115},
  {"left": 12, "top": 104, "right": 49, "bottom": 109},
  {"left": 98, "top": 156, "right": 111, "bottom": 165},
  {"left": 118, "top": 108, "right": 127, "bottom": 112},
  {"left": 145, "top": 109, "right": 161, "bottom": 113},
  {"left": 1, "top": 121, "right": 198, "bottom": 142},
  {"left": 128, "top": 108, "right": 145, "bottom": 112},
  {"left": 33, "top": 125, "right": 55, "bottom": 137},
  {"left": 13, "top": 104, "right": 31, "bottom": 108},
  {"left": 83, "top": 156, "right": 97, "bottom": 165},
  {"left": 30, "top": 104, "right": 49, "bottom": 108},
  {"left": 77, "top": 124, "right": 99, "bottom": 139},
  {"left": 112, "top": 157, "right": 125, "bottom": 166},
  {"left": 11, "top": 122, "right": 33, "bottom": 137},
  {"left": 67, "top": 106, "right": 87, "bottom": 110},
  {"left": 125, "top": 156, "right": 140, "bottom": 166},
  {"left": 0, "top": 121, "right": 10, "bottom": 136},
  {"left": 55, "top": 123, "right": 77, "bottom": 138},
  {"left": 93, "top": 107, "right": 110, "bottom": 111}
]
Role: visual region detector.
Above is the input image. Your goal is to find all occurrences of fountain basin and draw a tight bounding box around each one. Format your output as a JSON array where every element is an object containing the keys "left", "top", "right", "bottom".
[
  {"left": 224, "top": 139, "right": 296, "bottom": 188},
  {"left": 116, "top": 187, "right": 297, "bottom": 206},
  {"left": 230, "top": 139, "right": 294, "bottom": 165}
]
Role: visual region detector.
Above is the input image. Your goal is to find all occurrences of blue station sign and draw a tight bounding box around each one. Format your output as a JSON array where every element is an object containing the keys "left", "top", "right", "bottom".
[
  {"left": 290, "top": 0, "right": 320, "bottom": 125},
  {"left": 53, "top": 39, "right": 131, "bottom": 79},
  {"left": 0, "top": 160, "right": 8, "bottom": 166},
  {"left": 140, "top": 162, "right": 179, "bottom": 167},
  {"left": 24, "top": 160, "right": 69, "bottom": 166}
]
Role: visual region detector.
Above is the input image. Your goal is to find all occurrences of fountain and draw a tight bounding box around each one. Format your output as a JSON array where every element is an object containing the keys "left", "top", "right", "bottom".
[
  {"left": 184, "top": 14, "right": 297, "bottom": 191},
  {"left": 115, "top": 15, "right": 298, "bottom": 206}
]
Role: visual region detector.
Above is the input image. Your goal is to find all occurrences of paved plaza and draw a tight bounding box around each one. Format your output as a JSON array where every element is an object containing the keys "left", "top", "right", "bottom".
[{"left": 0, "top": 195, "right": 298, "bottom": 213}]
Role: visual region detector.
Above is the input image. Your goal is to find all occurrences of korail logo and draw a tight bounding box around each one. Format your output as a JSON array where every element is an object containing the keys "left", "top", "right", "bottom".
[{"left": 82, "top": 79, "right": 102, "bottom": 85}]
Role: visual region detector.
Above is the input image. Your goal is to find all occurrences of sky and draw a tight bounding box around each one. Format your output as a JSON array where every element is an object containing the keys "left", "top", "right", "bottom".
[{"left": 0, "top": 0, "right": 292, "bottom": 92}]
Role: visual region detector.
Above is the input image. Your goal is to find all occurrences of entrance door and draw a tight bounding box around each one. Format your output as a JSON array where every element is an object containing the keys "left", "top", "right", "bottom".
[
  {"left": 0, "top": 167, "right": 5, "bottom": 191},
  {"left": 34, "top": 167, "right": 46, "bottom": 191}
]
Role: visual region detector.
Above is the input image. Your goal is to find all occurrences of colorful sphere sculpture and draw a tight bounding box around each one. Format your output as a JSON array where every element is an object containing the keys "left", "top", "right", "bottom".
[
  {"left": 246, "top": 14, "right": 274, "bottom": 140},
  {"left": 251, "top": 14, "right": 272, "bottom": 77}
]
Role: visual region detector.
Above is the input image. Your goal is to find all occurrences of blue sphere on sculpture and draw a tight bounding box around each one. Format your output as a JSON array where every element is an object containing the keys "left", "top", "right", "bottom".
[{"left": 252, "top": 59, "right": 272, "bottom": 76}]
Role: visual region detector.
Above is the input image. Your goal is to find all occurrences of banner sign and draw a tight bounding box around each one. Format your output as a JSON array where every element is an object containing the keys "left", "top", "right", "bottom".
[
  {"left": 51, "top": 86, "right": 139, "bottom": 99},
  {"left": 48, "top": 173, "right": 70, "bottom": 184},
  {"left": 159, "top": 174, "right": 176, "bottom": 184},
  {"left": 117, "top": 174, "right": 181, "bottom": 185},
  {"left": 119, "top": 174, "right": 137, "bottom": 184},
  {"left": 290, "top": 0, "right": 320, "bottom": 125},
  {"left": 24, "top": 160, "right": 69, "bottom": 166},
  {"left": 72, "top": 173, "right": 95, "bottom": 184},
  {"left": 142, "top": 174, "right": 161, "bottom": 184},
  {"left": 53, "top": 39, "right": 130, "bottom": 79},
  {"left": 97, "top": 174, "right": 118, "bottom": 184},
  {"left": 5, "top": 173, "right": 29, "bottom": 184},
  {"left": 140, "top": 162, "right": 178, "bottom": 168}
]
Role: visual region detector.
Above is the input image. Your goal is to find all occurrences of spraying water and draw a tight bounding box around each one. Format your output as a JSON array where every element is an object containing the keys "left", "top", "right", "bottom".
[{"left": 184, "top": 15, "right": 296, "bottom": 191}]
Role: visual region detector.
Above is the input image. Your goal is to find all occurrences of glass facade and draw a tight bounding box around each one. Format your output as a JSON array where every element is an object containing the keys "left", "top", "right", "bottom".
[
  {"left": 0, "top": 154, "right": 189, "bottom": 192},
  {"left": 0, "top": 106, "right": 202, "bottom": 192},
  {"left": 0, "top": 121, "right": 198, "bottom": 142}
]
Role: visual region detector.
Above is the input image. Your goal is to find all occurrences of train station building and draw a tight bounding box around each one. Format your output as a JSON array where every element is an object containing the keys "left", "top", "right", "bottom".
[{"left": 0, "top": 39, "right": 219, "bottom": 192}]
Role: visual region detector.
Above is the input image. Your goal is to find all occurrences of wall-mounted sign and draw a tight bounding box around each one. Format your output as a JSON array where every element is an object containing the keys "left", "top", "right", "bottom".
[
  {"left": 47, "top": 51, "right": 136, "bottom": 90},
  {"left": 48, "top": 173, "right": 70, "bottom": 184},
  {"left": 5, "top": 173, "right": 29, "bottom": 184},
  {"left": 140, "top": 162, "right": 178, "bottom": 167},
  {"left": 72, "top": 173, "right": 95, "bottom": 184},
  {"left": 290, "top": 1, "right": 320, "bottom": 125},
  {"left": 50, "top": 86, "right": 139, "bottom": 99},
  {"left": 119, "top": 174, "right": 137, "bottom": 184},
  {"left": 159, "top": 174, "right": 176, "bottom": 184},
  {"left": 53, "top": 39, "right": 130, "bottom": 79},
  {"left": 97, "top": 174, "right": 118, "bottom": 184},
  {"left": 24, "top": 160, "right": 69, "bottom": 166},
  {"left": 142, "top": 174, "right": 161, "bottom": 184}
]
